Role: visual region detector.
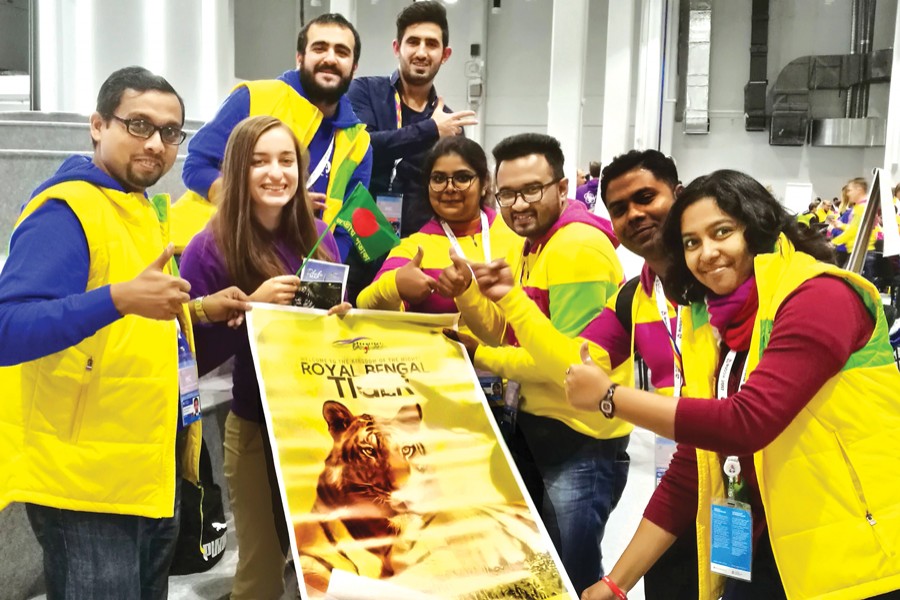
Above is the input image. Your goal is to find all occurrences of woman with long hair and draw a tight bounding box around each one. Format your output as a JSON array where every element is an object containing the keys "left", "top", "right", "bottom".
[
  {"left": 357, "top": 136, "right": 519, "bottom": 340},
  {"left": 180, "top": 115, "right": 340, "bottom": 600},
  {"left": 567, "top": 170, "right": 900, "bottom": 600}
]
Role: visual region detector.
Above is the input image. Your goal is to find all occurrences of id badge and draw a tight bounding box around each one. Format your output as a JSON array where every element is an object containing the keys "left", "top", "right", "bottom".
[
  {"left": 177, "top": 331, "right": 201, "bottom": 429},
  {"left": 375, "top": 193, "right": 402, "bottom": 236},
  {"left": 710, "top": 498, "right": 753, "bottom": 581},
  {"left": 476, "top": 369, "right": 504, "bottom": 409},
  {"left": 500, "top": 380, "right": 521, "bottom": 439}
]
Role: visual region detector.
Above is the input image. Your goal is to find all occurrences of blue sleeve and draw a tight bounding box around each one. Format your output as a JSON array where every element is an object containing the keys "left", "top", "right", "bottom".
[
  {"left": 182, "top": 86, "right": 251, "bottom": 197},
  {"left": 0, "top": 201, "right": 122, "bottom": 366},
  {"left": 347, "top": 79, "right": 439, "bottom": 160}
]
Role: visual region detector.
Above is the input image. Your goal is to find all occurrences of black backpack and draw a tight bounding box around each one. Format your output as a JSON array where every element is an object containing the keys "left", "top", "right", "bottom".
[{"left": 169, "top": 439, "right": 228, "bottom": 575}]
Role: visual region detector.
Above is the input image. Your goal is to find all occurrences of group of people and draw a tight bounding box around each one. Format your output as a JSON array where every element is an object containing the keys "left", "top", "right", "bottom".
[{"left": 1, "top": 2, "right": 899, "bottom": 600}]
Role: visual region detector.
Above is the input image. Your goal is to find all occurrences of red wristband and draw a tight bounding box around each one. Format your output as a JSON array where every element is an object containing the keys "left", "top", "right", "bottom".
[{"left": 602, "top": 575, "right": 628, "bottom": 600}]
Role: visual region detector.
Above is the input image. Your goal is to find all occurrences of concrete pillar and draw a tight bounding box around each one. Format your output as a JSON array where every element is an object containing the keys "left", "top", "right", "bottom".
[
  {"left": 547, "top": 0, "right": 589, "bottom": 187},
  {"left": 600, "top": 0, "right": 636, "bottom": 163},
  {"left": 634, "top": 0, "right": 667, "bottom": 151},
  {"left": 658, "top": 0, "right": 680, "bottom": 157},
  {"left": 464, "top": 0, "right": 489, "bottom": 147},
  {"left": 883, "top": 0, "right": 900, "bottom": 179}
]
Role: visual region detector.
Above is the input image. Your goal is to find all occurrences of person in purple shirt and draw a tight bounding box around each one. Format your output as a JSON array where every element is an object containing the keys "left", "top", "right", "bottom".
[
  {"left": 575, "top": 160, "right": 601, "bottom": 211},
  {"left": 180, "top": 116, "right": 340, "bottom": 600}
]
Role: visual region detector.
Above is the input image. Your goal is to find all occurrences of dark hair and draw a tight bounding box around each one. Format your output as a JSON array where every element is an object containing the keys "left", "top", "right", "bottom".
[
  {"left": 588, "top": 161, "right": 601, "bottom": 178},
  {"left": 422, "top": 137, "right": 490, "bottom": 218},
  {"left": 297, "top": 13, "right": 361, "bottom": 65},
  {"left": 662, "top": 169, "right": 836, "bottom": 303},
  {"left": 96, "top": 66, "right": 184, "bottom": 125},
  {"left": 212, "top": 116, "right": 332, "bottom": 294},
  {"left": 397, "top": 1, "right": 449, "bottom": 47},
  {"left": 492, "top": 133, "right": 565, "bottom": 181},
  {"left": 600, "top": 149, "right": 679, "bottom": 204}
]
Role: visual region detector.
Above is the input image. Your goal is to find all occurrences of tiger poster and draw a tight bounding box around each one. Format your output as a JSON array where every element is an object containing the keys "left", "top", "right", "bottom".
[{"left": 246, "top": 304, "right": 577, "bottom": 600}]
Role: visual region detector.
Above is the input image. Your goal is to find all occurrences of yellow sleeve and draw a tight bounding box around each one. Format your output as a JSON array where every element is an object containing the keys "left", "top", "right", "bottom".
[
  {"left": 832, "top": 204, "right": 863, "bottom": 248},
  {"left": 356, "top": 270, "right": 402, "bottom": 310},
  {"left": 454, "top": 281, "right": 507, "bottom": 346}
]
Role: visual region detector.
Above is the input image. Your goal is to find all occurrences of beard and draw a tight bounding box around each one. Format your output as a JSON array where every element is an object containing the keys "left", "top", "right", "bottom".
[
  {"left": 299, "top": 64, "right": 352, "bottom": 106},
  {"left": 400, "top": 60, "right": 439, "bottom": 87}
]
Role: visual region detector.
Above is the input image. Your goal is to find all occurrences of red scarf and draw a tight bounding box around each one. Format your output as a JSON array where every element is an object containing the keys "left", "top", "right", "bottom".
[{"left": 706, "top": 276, "right": 758, "bottom": 351}]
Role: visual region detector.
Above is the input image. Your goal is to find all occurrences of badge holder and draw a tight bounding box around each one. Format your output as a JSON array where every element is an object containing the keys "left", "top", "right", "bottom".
[
  {"left": 177, "top": 327, "right": 201, "bottom": 430},
  {"left": 499, "top": 380, "right": 521, "bottom": 443},
  {"left": 710, "top": 455, "right": 752, "bottom": 582},
  {"left": 376, "top": 193, "right": 403, "bottom": 236}
]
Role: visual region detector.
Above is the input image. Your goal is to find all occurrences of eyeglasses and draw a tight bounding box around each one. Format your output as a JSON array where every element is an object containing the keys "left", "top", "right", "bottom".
[
  {"left": 429, "top": 171, "right": 477, "bottom": 192},
  {"left": 112, "top": 115, "right": 187, "bottom": 146},
  {"left": 495, "top": 179, "right": 561, "bottom": 207}
]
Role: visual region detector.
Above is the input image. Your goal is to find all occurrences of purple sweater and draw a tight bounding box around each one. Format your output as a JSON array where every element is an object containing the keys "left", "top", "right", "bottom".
[{"left": 179, "top": 221, "right": 338, "bottom": 422}]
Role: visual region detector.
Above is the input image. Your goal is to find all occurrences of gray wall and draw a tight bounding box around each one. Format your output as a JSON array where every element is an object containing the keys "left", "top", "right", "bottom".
[{"left": 0, "top": 0, "right": 29, "bottom": 73}]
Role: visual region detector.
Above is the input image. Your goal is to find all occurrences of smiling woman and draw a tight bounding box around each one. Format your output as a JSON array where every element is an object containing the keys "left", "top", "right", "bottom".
[
  {"left": 567, "top": 170, "right": 900, "bottom": 600},
  {"left": 356, "top": 136, "right": 521, "bottom": 337}
]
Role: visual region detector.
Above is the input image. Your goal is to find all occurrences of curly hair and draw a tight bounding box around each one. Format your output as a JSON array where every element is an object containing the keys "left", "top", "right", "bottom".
[{"left": 662, "top": 170, "right": 835, "bottom": 303}]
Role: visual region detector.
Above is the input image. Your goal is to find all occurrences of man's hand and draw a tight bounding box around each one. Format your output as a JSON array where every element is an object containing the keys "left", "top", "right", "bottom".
[
  {"left": 442, "top": 328, "right": 479, "bottom": 362},
  {"left": 249, "top": 275, "right": 301, "bottom": 305},
  {"left": 307, "top": 191, "right": 328, "bottom": 213},
  {"left": 395, "top": 247, "right": 437, "bottom": 304},
  {"left": 565, "top": 342, "right": 609, "bottom": 412},
  {"left": 432, "top": 97, "right": 478, "bottom": 138},
  {"left": 110, "top": 243, "right": 191, "bottom": 320},
  {"left": 202, "top": 286, "right": 252, "bottom": 328},
  {"left": 434, "top": 248, "right": 472, "bottom": 298},
  {"left": 472, "top": 259, "right": 515, "bottom": 302}
]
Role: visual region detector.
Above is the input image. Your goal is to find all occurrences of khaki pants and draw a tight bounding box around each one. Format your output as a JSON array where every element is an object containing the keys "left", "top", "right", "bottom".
[{"left": 224, "top": 411, "right": 286, "bottom": 600}]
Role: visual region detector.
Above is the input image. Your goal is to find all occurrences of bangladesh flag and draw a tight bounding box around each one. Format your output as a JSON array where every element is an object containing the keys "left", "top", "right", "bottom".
[{"left": 332, "top": 183, "right": 401, "bottom": 262}]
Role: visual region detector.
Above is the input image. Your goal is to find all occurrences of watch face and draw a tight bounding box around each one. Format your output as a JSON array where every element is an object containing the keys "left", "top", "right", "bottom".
[{"left": 600, "top": 399, "right": 614, "bottom": 418}]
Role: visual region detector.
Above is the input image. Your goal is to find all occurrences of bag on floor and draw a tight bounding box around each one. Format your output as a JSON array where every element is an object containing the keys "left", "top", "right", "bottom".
[{"left": 169, "top": 439, "right": 228, "bottom": 575}]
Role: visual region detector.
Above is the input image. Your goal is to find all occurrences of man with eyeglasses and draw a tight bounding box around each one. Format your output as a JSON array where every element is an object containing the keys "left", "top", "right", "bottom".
[
  {"left": 445, "top": 133, "right": 628, "bottom": 595},
  {"left": 0, "top": 66, "right": 249, "bottom": 599}
]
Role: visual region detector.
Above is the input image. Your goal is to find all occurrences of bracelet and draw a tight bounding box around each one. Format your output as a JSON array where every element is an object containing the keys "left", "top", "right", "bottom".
[
  {"left": 192, "top": 296, "right": 210, "bottom": 324},
  {"left": 601, "top": 576, "right": 628, "bottom": 600},
  {"left": 599, "top": 383, "right": 618, "bottom": 419}
]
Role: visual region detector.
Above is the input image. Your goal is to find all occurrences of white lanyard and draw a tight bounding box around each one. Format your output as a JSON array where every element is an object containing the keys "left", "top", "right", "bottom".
[
  {"left": 440, "top": 211, "right": 491, "bottom": 264},
  {"left": 306, "top": 134, "right": 335, "bottom": 190},
  {"left": 717, "top": 349, "right": 749, "bottom": 486},
  {"left": 653, "top": 276, "right": 683, "bottom": 397}
]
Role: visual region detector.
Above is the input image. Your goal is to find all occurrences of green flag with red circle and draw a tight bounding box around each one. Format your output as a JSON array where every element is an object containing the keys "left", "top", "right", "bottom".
[{"left": 333, "top": 183, "right": 400, "bottom": 262}]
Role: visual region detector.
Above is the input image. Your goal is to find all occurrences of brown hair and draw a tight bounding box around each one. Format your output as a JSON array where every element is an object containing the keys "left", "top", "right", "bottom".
[{"left": 212, "top": 115, "right": 332, "bottom": 293}]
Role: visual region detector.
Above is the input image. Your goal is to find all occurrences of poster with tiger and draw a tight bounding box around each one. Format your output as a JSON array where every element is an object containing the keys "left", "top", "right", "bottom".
[{"left": 246, "top": 304, "right": 577, "bottom": 600}]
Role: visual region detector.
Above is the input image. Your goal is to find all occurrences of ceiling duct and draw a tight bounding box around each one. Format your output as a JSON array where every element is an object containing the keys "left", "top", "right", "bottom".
[
  {"left": 684, "top": 0, "right": 711, "bottom": 134},
  {"left": 743, "top": 0, "right": 769, "bottom": 131}
]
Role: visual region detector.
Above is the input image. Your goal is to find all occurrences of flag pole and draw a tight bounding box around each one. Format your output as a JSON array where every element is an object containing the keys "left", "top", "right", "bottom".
[{"left": 296, "top": 203, "right": 346, "bottom": 276}]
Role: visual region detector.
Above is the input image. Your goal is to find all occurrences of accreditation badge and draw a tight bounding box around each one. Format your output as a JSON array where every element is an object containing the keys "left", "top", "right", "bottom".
[
  {"left": 710, "top": 497, "right": 753, "bottom": 581},
  {"left": 177, "top": 329, "right": 201, "bottom": 429}
]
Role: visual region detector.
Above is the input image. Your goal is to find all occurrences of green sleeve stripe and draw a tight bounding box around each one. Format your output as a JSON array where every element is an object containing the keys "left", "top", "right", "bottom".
[{"left": 549, "top": 280, "right": 618, "bottom": 337}]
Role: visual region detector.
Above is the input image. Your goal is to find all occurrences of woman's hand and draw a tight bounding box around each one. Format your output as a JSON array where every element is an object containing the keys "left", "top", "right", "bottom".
[
  {"left": 565, "top": 342, "right": 610, "bottom": 412},
  {"left": 442, "top": 328, "right": 479, "bottom": 362},
  {"left": 472, "top": 259, "right": 514, "bottom": 302},
  {"left": 202, "top": 286, "right": 252, "bottom": 328},
  {"left": 395, "top": 246, "right": 438, "bottom": 304},
  {"left": 249, "top": 275, "right": 301, "bottom": 305},
  {"left": 580, "top": 579, "right": 620, "bottom": 600},
  {"left": 434, "top": 248, "right": 472, "bottom": 298},
  {"left": 326, "top": 302, "right": 352, "bottom": 316}
]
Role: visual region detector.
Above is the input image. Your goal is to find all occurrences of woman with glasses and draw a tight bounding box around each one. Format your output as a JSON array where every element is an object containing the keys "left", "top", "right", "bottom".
[
  {"left": 180, "top": 115, "right": 341, "bottom": 600},
  {"left": 356, "top": 137, "right": 520, "bottom": 328}
]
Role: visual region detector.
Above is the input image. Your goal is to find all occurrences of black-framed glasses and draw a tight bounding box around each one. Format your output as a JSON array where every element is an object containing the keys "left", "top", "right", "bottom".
[
  {"left": 112, "top": 115, "right": 187, "bottom": 146},
  {"left": 495, "top": 179, "right": 561, "bottom": 207},
  {"left": 429, "top": 171, "right": 477, "bottom": 192}
]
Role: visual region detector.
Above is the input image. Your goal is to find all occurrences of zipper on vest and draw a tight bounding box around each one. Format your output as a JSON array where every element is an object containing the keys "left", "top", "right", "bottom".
[{"left": 834, "top": 433, "right": 889, "bottom": 555}]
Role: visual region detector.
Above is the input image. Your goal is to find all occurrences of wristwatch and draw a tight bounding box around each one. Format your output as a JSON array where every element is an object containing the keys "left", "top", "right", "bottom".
[{"left": 599, "top": 383, "right": 618, "bottom": 419}]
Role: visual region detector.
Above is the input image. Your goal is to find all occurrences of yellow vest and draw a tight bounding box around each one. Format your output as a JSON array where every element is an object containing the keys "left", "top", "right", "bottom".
[
  {"left": 0, "top": 181, "right": 201, "bottom": 518},
  {"left": 170, "top": 79, "right": 371, "bottom": 252},
  {"left": 681, "top": 235, "right": 900, "bottom": 600}
]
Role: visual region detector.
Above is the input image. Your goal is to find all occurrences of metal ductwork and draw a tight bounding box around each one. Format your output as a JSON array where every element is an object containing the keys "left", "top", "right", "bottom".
[
  {"left": 743, "top": 0, "right": 769, "bottom": 131},
  {"left": 768, "top": 0, "right": 888, "bottom": 147},
  {"left": 684, "top": 0, "right": 711, "bottom": 134}
]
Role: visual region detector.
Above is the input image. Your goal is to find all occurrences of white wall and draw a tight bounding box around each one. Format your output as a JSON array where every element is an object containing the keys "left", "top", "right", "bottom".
[{"left": 671, "top": 0, "right": 898, "bottom": 202}]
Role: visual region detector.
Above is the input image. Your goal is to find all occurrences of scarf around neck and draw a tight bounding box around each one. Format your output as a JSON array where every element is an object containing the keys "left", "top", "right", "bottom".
[{"left": 706, "top": 275, "right": 758, "bottom": 351}]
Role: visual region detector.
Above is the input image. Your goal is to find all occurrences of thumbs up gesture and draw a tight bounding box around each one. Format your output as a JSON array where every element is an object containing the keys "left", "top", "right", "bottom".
[
  {"left": 110, "top": 243, "right": 192, "bottom": 320},
  {"left": 564, "top": 341, "right": 610, "bottom": 412},
  {"left": 395, "top": 246, "right": 438, "bottom": 304},
  {"left": 435, "top": 247, "right": 473, "bottom": 299}
]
